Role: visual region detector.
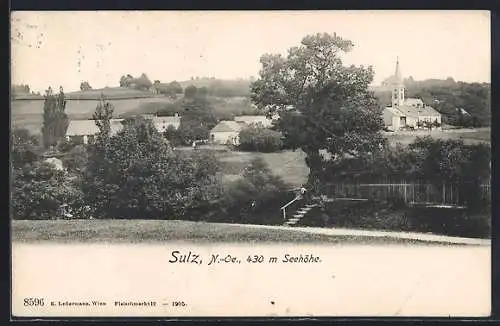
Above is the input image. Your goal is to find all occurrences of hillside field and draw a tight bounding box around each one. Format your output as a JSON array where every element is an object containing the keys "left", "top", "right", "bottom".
[
  {"left": 11, "top": 97, "right": 176, "bottom": 134},
  {"left": 122, "top": 95, "right": 254, "bottom": 119},
  {"left": 215, "top": 149, "right": 309, "bottom": 187}
]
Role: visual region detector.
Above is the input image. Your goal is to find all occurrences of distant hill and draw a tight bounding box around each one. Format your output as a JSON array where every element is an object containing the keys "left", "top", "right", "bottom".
[
  {"left": 65, "top": 87, "right": 158, "bottom": 100},
  {"left": 12, "top": 87, "right": 159, "bottom": 101},
  {"left": 11, "top": 84, "right": 43, "bottom": 100},
  {"left": 179, "top": 78, "right": 252, "bottom": 98},
  {"left": 122, "top": 94, "right": 257, "bottom": 120}
]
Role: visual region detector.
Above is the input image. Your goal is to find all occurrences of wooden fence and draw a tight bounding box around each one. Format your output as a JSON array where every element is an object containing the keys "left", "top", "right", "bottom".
[{"left": 327, "top": 182, "right": 491, "bottom": 206}]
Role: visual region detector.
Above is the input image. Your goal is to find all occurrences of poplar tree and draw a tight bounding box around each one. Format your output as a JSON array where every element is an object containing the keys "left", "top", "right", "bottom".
[{"left": 41, "top": 86, "right": 69, "bottom": 148}]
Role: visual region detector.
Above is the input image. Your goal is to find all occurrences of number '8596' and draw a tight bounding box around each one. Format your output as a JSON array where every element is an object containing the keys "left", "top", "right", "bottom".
[{"left": 24, "top": 298, "right": 44, "bottom": 307}]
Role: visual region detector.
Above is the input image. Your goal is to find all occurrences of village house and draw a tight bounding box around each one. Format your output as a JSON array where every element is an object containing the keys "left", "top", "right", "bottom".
[
  {"left": 65, "top": 119, "right": 125, "bottom": 144},
  {"left": 382, "top": 58, "right": 442, "bottom": 131},
  {"left": 209, "top": 120, "right": 246, "bottom": 145},
  {"left": 65, "top": 114, "right": 181, "bottom": 144},
  {"left": 210, "top": 114, "right": 279, "bottom": 146},
  {"left": 141, "top": 113, "right": 181, "bottom": 132}
]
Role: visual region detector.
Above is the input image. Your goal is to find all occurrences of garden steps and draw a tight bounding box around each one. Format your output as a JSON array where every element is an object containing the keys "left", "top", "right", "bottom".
[{"left": 284, "top": 203, "right": 319, "bottom": 227}]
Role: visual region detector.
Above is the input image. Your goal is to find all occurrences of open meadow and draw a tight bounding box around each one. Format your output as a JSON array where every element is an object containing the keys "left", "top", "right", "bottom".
[
  {"left": 384, "top": 128, "right": 490, "bottom": 146},
  {"left": 195, "top": 148, "right": 310, "bottom": 188}
]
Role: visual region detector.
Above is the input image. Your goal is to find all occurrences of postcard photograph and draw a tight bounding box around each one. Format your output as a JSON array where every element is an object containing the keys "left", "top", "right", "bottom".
[{"left": 10, "top": 10, "right": 491, "bottom": 318}]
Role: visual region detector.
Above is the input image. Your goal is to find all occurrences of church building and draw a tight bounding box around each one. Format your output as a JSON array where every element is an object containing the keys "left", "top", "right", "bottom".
[{"left": 382, "top": 58, "right": 442, "bottom": 131}]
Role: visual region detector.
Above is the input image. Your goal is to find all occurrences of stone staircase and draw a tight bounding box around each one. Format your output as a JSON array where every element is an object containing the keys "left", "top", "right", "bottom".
[{"left": 284, "top": 203, "right": 319, "bottom": 227}]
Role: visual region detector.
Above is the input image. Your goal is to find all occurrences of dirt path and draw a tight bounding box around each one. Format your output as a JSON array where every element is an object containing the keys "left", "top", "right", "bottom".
[{"left": 229, "top": 223, "right": 490, "bottom": 246}]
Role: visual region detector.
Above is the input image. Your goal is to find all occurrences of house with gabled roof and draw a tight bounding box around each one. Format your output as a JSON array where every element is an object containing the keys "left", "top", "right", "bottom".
[
  {"left": 65, "top": 119, "right": 124, "bottom": 144},
  {"left": 209, "top": 120, "right": 246, "bottom": 145},
  {"left": 141, "top": 113, "right": 181, "bottom": 132}
]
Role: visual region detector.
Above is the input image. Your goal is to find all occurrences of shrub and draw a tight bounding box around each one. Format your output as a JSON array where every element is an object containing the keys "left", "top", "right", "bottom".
[
  {"left": 57, "top": 138, "right": 80, "bottom": 153},
  {"left": 60, "top": 145, "right": 88, "bottom": 173},
  {"left": 11, "top": 162, "right": 84, "bottom": 220},
  {"left": 164, "top": 125, "right": 184, "bottom": 147},
  {"left": 83, "top": 118, "right": 223, "bottom": 219},
  {"left": 315, "top": 199, "right": 412, "bottom": 230},
  {"left": 11, "top": 128, "right": 41, "bottom": 168},
  {"left": 407, "top": 205, "right": 490, "bottom": 238},
  {"left": 323, "top": 137, "right": 491, "bottom": 209},
  {"left": 298, "top": 199, "right": 490, "bottom": 238},
  {"left": 238, "top": 124, "right": 283, "bottom": 152},
  {"left": 216, "top": 157, "right": 291, "bottom": 225}
]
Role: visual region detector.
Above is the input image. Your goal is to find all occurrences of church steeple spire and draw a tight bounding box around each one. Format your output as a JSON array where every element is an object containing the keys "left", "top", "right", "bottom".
[
  {"left": 391, "top": 57, "right": 405, "bottom": 108},
  {"left": 394, "top": 56, "right": 403, "bottom": 84}
]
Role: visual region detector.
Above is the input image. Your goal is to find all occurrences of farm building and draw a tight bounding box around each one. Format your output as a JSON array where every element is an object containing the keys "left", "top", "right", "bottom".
[
  {"left": 209, "top": 121, "right": 246, "bottom": 145},
  {"left": 142, "top": 114, "right": 181, "bottom": 132},
  {"left": 382, "top": 58, "right": 442, "bottom": 131},
  {"left": 65, "top": 119, "right": 124, "bottom": 144},
  {"left": 234, "top": 115, "right": 274, "bottom": 128}
]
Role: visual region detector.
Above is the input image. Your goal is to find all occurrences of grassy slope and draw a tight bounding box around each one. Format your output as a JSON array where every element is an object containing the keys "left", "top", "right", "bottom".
[
  {"left": 216, "top": 150, "right": 309, "bottom": 187},
  {"left": 11, "top": 219, "right": 458, "bottom": 245},
  {"left": 64, "top": 87, "right": 157, "bottom": 100},
  {"left": 385, "top": 128, "right": 490, "bottom": 146},
  {"left": 122, "top": 95, "right": 254, "bottom": 119}
]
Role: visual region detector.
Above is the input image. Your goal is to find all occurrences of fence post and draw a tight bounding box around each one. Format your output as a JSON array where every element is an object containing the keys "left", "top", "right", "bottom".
[{"left": 442, "top": 183, "right": 445, "bottom": 204}]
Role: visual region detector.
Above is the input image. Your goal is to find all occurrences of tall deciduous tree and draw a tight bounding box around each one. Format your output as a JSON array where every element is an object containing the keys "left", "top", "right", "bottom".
[
  {"left": 176, "top": 96, "right": 218, "bottom": 143},
  {"left": 136, "top": 73, "right": 153, "bottom": 91},
  {"left": 169, "top": 81, "right": 183, "bottom": 94},
  {"left": 83, "top": 95, "right": 116, "bottom": 208},
  {"left": 238, "top": 124, "right": 283, "bottom": 152},
  {"left": 41, "top": 86, "right": 69, "bottom": 148},
  {"left": 184, "top": 85, "right": 198, "bottom": 99},
  {"left": 80, "top": 81, "right": 92, "bottom": 91},
  {"left": 92, "top": 94, "right": 115, "bottom": 140},
  {"left": 119, "top": 74, "right": 134, "bottom": 87},
  {"left": 250, "top": 33, "right": 386, "bottom": 189}
]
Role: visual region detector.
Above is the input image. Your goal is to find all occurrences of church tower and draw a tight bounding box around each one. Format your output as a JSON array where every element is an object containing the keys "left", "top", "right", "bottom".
[{"left": 391, "top": 57, "right": 405, "bottom": 108}]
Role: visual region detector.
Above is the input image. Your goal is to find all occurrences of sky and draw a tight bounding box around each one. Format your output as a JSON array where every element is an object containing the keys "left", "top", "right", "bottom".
[{"left": 11, "top": 11, "right": 491, "bottom": 93}]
